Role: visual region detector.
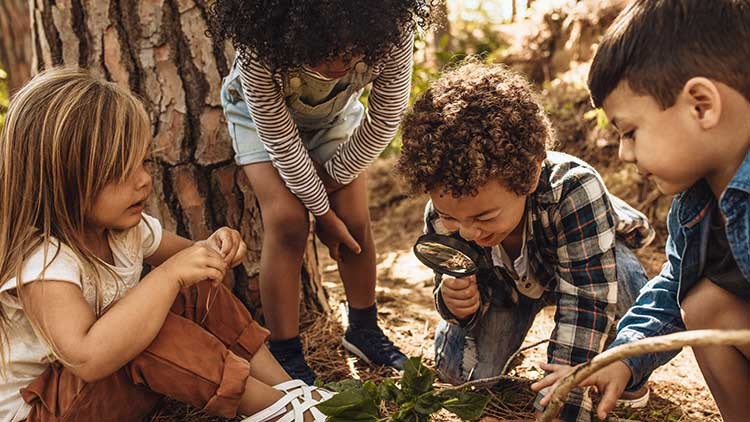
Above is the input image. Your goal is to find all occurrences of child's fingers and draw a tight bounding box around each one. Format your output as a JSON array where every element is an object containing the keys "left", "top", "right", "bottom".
[
  {"left": 539, "top": 363, "right": 566, "bottom": 371},
  {"left": 530, "top": 373, "right": 559, "bottom": 393},
  {"left": 537, "top": 384, "right": 556, "bottom": 407},
  {"left": 447, "top": 301, "right": 480, "bottom": 316},
  {"left": 231, "top": 240, "right": 248, "bottom": 267},
  {"left": 596, "top": 385, "right": 621, "bottom": 420},
  {"left": 205, "top": 268, "right": 225, "bottom": 284},
  {"left": 217, "top": 230, "right": 234, "bottom": 257},
  {"left": 444, "top": 295, "right": 479, "bottom": 309},
  {"left": 442, "top": 282, "right": 478, "bottom": 299},
  {"left": 338, "top": 229, "right": 361, "bottom": 255},
  {"left": 443, "top": 275, "right": 476, "bottom": 290}
]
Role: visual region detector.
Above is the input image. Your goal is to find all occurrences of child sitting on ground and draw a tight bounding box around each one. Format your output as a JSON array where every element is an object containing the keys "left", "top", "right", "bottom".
[
  {"left": 396, "top": 61, "right": 655, "bottom": 422},
  {"left": 533, "top": 1, "right": 750, "bottom": 420},
  {"left": 0, "top": 68, "right": 331, "bottom": 422}
]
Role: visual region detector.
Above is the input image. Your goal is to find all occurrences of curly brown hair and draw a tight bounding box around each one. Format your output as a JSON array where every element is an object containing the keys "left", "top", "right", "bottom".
[
  {"left": 396, "top": 61, "right": 554, "bottom": 198},
  {"left": 207, "top": 0, "right": 434, "bottom": 75}
]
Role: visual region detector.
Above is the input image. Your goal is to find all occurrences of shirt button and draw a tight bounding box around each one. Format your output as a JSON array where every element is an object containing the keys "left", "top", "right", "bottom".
[
  {"left": 289, "top": 76, "right": 302, "bottom": 89},
  {"left": 354, "top": 62, "right": 367, "bottom": 73}
]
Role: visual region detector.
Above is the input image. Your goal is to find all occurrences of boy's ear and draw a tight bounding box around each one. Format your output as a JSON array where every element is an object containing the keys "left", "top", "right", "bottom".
[{"left": 680, "top": 77, "right": 722, "bottom": 130}]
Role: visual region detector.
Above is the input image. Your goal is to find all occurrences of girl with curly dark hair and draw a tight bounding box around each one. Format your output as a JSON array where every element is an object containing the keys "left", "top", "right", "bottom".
[{"left": 207, "top": 0, "right": 434, "bottom": 396}]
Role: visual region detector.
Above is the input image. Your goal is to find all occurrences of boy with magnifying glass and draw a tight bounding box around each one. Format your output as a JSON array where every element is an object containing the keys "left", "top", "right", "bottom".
[{"left": 396, "top": 61, "right": 654, "bottom": 422}]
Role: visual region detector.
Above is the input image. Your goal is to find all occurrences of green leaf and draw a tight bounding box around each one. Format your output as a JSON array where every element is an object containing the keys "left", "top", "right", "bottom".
[
  {"left": 316, "top": 386, "right": 379, "bottom": 421},
  {"left": 436, "top": 389, "right": 490, "bottom": 420},
  {"left": 378, "top": 378, "right": 401, "bottom": 403},
  {"left": 413, "top": 392, "right": 444, "bottom": 415},
  {"left": 400, "top": 357, "right": 435, "bottom": 398},
  {"left": 324, "top": 378, "right": 364, "bottom": 392}
]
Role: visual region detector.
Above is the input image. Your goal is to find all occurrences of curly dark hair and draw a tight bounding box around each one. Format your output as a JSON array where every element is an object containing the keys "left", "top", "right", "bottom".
[
  {"left": 396, "top": 61, "right": 554, "bottom": 198},
  {"left": 207, "top": 0, "right": 435, "bottom": 74}
]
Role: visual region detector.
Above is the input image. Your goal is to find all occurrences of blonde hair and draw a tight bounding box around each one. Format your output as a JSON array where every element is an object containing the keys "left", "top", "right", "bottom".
[{"left": 0, "top": 68, "right": 151, "bottom": 370}]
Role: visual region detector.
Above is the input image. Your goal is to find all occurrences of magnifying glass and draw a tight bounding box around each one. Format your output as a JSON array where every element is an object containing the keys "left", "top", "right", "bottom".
[
  {"left": 413, "top": 232, "right": 519, "bottom": 306},
  {"left": 412, "top": 233, "right": 490, "bottom": 277}
]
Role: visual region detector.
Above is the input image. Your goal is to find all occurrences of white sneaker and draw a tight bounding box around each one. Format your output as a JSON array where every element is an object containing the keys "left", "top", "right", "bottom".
[
  {"left": 242, "top": 380, "right": 335, "bottom": 422},
  {"left": 617, "top": 385, "right": 650, "bottom": 409}
]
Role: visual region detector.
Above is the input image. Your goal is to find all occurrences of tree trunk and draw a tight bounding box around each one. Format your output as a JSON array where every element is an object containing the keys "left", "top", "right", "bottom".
[
  {"left": 427, "top": 0, "right": 451, "bottom": 67},
  {"left": 28, "top": 0, "right": 329, "bottom": 320},
  {"left": 0, "top": 0, "right": 33, "bottom": 93}
]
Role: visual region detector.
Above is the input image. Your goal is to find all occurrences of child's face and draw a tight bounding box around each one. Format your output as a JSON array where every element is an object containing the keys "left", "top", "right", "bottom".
[
  {"left": 602, "top": 81, "right": 715, "bottom": 195},
  {"left": 430, "top": 180, "right": 528, "bottom": 248},
  {"left": 87, "top": 161, "right": 153, "bottom": 232}
]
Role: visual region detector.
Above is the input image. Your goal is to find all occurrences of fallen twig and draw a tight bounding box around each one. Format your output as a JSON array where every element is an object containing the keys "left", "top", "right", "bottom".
[{"left": 540, "top": 329, "right": 750, "bottom": 421}]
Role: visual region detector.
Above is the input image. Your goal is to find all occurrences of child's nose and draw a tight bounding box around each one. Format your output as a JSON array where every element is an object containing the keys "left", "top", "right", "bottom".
[
  {"left": 135, "top": 167, "right": 152, "bottom": 190},
  {"left": 458, "top": 224, "right": 481, "bottom": 241},
  {"left": 618, "top": 138, "right": 636, "bottom": 163}
]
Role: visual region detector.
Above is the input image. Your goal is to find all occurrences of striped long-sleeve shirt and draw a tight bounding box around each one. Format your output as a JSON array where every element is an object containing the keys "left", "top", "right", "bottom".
[{"left": 237, "top": 33, "right": 414, "bottom": 216}]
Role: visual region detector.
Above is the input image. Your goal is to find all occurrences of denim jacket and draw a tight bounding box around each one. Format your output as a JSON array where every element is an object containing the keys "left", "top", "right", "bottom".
[{"left": 610, "top": 150, "right": 750, "bottom": 390}]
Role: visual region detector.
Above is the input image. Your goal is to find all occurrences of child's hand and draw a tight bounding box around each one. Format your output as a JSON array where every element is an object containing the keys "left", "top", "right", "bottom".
[
  {"left": 531, "top": 360, "right": 633, "bottom": 420},
  {"left": 312, "top": 161, "right": 345, "bottom": 194},
  {"left": 315, "top": 210, "right": 361, "bottom": 261},
  {"left": 201, "top": 227, "right": 247, "bottom": 267},
  {"left": 440, "top": 275, "right": 480, "bottom": 320},
  {"left": 159, "top": 243, "right": 227, "bottom": 288}
]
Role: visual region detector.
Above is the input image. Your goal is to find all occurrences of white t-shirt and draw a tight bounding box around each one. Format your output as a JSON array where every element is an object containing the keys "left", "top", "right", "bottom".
[
  {"left": 491, "top": 220, "right": 545, "bottom": 300},
  {"left": 0, "top": 214, "right": 163, "bottom": 422}
]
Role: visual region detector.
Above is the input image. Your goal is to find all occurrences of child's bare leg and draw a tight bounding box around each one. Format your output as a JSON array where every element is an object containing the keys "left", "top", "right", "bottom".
[
  {"left": 330, "top": 173, "right": 406, "bottom": 368},
  {"left": 249, "top": 345, "right": 292, "bottom": 385},
  {"left": 681, "top": 277, "right": 750, "bottom": 421},
  {"left": 330, "top": 173, "right": 376, "bottom": 307},
  {"left": 242, "top": 162, "right": 309, "bottom": 340}
]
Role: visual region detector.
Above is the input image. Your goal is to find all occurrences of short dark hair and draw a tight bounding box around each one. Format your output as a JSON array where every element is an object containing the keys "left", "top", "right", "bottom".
[
  {"left": 396, "top": 61, "right": 552, "bottom": 198},
  {"left": 588, "top": 0, "right": 750, "bottom": 109}
]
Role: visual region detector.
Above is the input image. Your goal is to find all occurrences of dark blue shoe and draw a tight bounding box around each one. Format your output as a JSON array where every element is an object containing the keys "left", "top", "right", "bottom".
[
  {"left": 269, "top": 338, "right": 317, "bottom": 385},
  {"left": 342, "top": 326, "right": 408, "bottom": 370}
]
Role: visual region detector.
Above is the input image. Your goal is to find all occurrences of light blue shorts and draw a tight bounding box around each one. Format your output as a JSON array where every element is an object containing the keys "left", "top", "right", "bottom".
[{"left": 219, "top": 63, "right": 365, "bottom": 166}]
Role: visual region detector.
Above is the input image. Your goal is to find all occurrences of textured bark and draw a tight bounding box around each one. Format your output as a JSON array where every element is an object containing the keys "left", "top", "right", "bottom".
[
  {"left": 0, "top": 0, "right": 33, "bottom": 93},
  {"left": 29, "top": 0, "right": 329, "bottom": 320}
]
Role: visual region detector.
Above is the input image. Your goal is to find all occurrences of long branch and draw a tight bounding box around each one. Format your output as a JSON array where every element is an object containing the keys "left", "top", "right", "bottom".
[{"left": 540, "top": 329, "right": 750, "bottom": 421}]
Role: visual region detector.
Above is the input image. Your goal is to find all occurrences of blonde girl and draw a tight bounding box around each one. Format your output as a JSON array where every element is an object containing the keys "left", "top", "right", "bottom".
[{"left": 0, "top": 68, "right": 332, "bottom": 422}]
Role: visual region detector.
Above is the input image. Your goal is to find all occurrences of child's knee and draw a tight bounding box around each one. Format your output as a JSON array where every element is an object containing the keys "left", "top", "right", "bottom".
[
  {"left": 345, "top": 217, "right": 371, "bottom": 245},
  {"left": 263, "top": 206, "right": 309, "bottom": 249},
  {"left": 681, "top": 277, "right": 733, "bottom": 329}
]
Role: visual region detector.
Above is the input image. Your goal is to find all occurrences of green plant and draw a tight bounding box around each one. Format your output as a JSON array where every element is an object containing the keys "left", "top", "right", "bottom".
[{"left": 317, "top": 357, "right": 489, "bottom": 421}]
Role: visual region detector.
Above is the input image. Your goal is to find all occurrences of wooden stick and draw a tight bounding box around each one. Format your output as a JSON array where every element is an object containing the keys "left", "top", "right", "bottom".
[{"left": 540, "top": 329, "right": 750, "bottom": 421}]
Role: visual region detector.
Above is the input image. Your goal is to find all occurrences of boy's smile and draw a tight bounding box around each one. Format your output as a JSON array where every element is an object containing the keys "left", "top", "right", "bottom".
[{"left": 430, "top": 180, "right": 528, "bottom": 248}]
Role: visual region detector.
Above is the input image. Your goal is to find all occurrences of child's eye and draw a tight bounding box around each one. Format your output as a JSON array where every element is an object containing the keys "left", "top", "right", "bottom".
[{"left": 622, "top": 130, "right": 636, "bottom": 141}]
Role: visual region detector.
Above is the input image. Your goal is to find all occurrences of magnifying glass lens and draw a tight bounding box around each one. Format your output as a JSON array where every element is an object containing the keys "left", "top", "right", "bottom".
[{"left": 414, "top": 241, "right": 477, "bottom": 275}]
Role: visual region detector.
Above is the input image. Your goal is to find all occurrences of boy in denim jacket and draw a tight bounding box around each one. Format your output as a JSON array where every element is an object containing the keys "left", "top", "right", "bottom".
[{"left": 534, "top": 1, "right": 750, "bottom": 420}]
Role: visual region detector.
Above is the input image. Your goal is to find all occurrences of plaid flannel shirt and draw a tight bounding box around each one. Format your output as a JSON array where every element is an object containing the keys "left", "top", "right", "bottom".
[{"left": 425, "top": 152, "right": 654, "bottom": 422}]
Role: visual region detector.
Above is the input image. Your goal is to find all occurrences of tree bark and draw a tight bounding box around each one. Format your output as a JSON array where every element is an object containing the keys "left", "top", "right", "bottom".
[
  {"left": 28, "top": 0, "right": 329, "bottom": 320},
  {"left": 0, "top": 0, "right": 33, "bottom": 93}
]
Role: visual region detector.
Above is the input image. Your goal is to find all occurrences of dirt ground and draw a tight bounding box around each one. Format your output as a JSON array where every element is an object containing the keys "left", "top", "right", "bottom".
[{"left": 313, "top": 157, "right": 721, "bottom": 422}]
